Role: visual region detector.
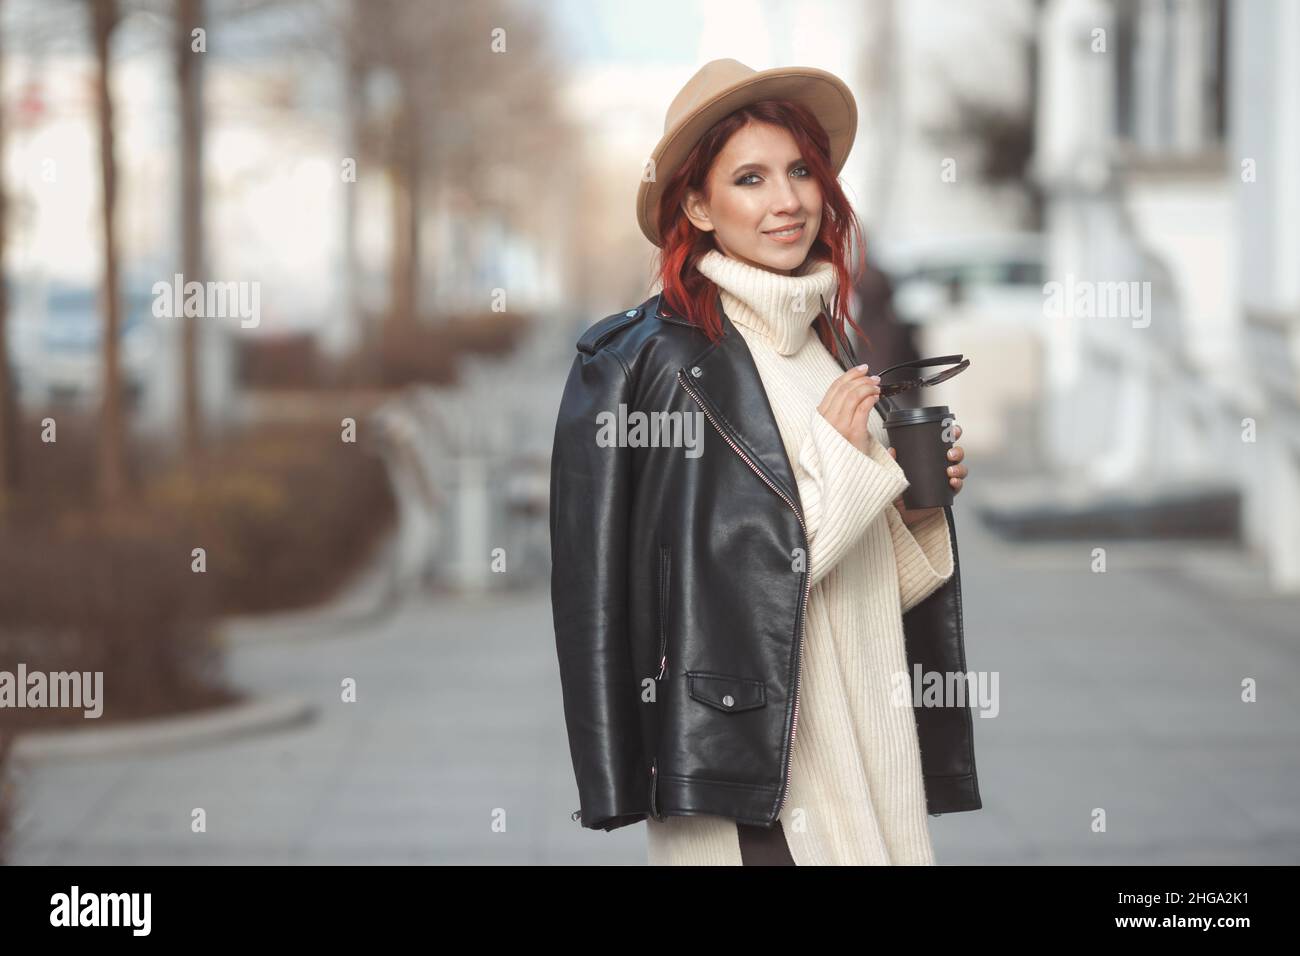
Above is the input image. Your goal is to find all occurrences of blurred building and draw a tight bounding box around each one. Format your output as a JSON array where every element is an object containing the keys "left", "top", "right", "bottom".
[
  {"left": 1231, "top": 0, "right": 1300, "bottom": 590},
  {"left": 1031, "top": 0, "right": 1299, "bottom": 590}
]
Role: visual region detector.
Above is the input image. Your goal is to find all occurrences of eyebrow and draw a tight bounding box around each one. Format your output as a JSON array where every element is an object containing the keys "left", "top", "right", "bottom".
[{"left": 730, "top": 158, "right": 807, "bottom": 176}]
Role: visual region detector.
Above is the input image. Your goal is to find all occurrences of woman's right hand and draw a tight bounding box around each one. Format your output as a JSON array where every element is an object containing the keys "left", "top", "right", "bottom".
[{"left": 816, "top": 364, "right": 883, "bottom": 455}]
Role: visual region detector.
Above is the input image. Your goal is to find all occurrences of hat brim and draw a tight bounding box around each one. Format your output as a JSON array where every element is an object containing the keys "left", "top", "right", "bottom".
[{"left": 636, "top": 65, "right": 857, "bottom": 248}]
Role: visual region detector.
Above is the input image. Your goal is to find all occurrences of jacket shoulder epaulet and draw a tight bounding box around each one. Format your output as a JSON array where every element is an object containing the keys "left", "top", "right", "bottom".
[{"left": 576, "top": 304, "right": 647, "bottom": 355}]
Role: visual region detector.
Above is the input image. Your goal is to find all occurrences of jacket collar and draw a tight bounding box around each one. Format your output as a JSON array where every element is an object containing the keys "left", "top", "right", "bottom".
[{"left": 658, "top": 291, "right": 861, "bottom": 512}]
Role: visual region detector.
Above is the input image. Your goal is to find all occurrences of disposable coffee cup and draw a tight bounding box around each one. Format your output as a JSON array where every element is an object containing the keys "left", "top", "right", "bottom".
[{"left": 883, "top": 405, "right": 957, "bottom": 510}]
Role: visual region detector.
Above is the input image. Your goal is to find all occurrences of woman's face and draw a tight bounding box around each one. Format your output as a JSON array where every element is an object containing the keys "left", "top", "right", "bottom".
[{"left": 682, "top": 121, "right": 823, "bottom": 276}]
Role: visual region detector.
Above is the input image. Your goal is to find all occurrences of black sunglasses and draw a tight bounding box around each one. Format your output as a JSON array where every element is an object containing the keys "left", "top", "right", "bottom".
[
  {"left": 813, "top": 293, "right": 968, "bottom": 397},
  {"left": 871, "top": 354, "right": 970, "bottom": 398}
]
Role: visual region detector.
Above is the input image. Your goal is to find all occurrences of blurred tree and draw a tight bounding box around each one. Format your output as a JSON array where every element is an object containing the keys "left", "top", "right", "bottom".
[
  {"left": 337, "top": 0, "right": 571, "bottom": 330},
  {"left": 232, "top": 0, "right": 578, "bottom": 370},
  {"left": 0, "top": 0, "right": 19, "bottom": 497},
  {"left": 90, "top": 0, "right": 128, "bottom": 507},
  {"left": 176, "top": 0, "right": 205, "bottom": 464},
  {"left": 342, "top": 0, "right": 369, "bottom": 380}
]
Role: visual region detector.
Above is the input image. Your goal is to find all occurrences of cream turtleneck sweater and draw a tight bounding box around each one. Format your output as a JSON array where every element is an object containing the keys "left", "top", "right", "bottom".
[{"left": 644, "top": 247, "right": 955, "bottom": 866}]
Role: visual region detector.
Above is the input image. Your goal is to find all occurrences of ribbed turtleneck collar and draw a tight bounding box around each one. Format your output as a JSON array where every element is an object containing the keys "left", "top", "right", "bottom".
[{"left": 696, "top": 248, "right": 838, "bottom": 356}]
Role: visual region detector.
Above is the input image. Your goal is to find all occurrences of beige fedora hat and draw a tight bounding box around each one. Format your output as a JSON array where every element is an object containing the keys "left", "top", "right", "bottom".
[{"left": 636, "top": 57, "right": 857, "bottom": 248}]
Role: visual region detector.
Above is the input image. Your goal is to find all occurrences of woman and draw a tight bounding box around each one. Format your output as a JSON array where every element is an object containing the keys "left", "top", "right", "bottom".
[{"left": 549, "top": 59, "right": 979, "bottom": 866}]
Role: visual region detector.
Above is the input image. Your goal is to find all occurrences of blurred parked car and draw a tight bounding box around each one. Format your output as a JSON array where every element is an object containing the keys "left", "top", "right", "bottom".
[
  {"left": 871, "top": 233, "right": 1047, "bottom": 465},
  {"left": 875, "top": 232, "right": 1045, "bottom": 327},
  {"left": 6, "top": 277, "right": 160, "bottom": 412}
]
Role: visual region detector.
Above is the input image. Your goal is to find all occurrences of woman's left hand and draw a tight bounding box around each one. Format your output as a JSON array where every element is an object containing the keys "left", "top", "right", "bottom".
[{"left": 886, "top": 423, "right": 966, "bottom": 527}]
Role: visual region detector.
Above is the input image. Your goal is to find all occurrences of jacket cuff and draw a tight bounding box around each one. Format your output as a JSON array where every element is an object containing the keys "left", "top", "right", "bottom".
[
  {"left": 795, "top": 410, "right": 910, "bottom": 587},
  {"left": 888, "top": 505, "right": 954, "bottom": 613}
]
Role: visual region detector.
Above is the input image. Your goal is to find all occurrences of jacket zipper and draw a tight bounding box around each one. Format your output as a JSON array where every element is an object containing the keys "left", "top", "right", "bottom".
[
  {"left": 656, "top": 545, "right": 670, "bottom": 681},
  {"left": 651, "top": 547, "right": 670, "bottom": 821},
  {"left": 677, "top": 368, "right": 810, "bottom": 819}
]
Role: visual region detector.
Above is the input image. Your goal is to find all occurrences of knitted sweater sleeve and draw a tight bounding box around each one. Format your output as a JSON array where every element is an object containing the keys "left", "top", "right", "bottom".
[
  {"left": 792, "top": 408, "right": 910, "bottom": 588},
  {"left": 886, "top": 502, "right": 955, "bottom": 613}
]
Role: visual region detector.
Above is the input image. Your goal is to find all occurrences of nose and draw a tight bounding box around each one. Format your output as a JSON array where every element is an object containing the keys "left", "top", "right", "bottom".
[
  {"left": 769, "top": 177, "right": 802, "bottom": 216},
  {"left": 772, "top": 184, "right": 800, "bottom": 213}
]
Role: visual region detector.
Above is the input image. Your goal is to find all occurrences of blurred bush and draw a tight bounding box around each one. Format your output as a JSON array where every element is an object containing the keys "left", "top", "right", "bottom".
[
  {"left": 443, "top": 310, "right": 532, "bottom": 358},
  {"left": 236, "top": 332, "right": 321, "bottom": 389},
  {"left": 369, "top": 311, "right": 532, "bottom": 387},
  {"left": 0, "top": 516, "right": 229, "bottom": 732},
  {"left": 0, "top": 415, "right": 226, "bottom": 731},
  {"left": 370, "top": 319, "right": 458, "bottom": 386},
  {"left": 240, "top": 311, "right": 532, "bottom": 389},
  {"left": 142, "top": 419, "right": 397, "bottom": 614},
  {"left": 0, "top": 413, "right": 396, "bottom": 734}
]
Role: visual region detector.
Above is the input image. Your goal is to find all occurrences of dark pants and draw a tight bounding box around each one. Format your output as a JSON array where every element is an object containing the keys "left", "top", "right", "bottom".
[{"left": 737, "top": 819, "right": 796, "bottom": 866}]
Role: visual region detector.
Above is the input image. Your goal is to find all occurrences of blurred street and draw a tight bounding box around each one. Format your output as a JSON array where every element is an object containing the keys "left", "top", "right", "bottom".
[
  {"left": 9, "top": 459, "right": 1298, "bottom": 865},
  {"left": 2, "top": 0, "right": 1298, "bottom": 872}
]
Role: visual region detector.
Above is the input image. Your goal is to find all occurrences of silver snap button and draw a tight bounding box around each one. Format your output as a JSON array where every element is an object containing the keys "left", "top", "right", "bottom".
[
  {"left": 625, "top": 310, "right": 637, "bottom": 317},
  {"left": 722, "top": 694, "right": 734, "bottom": 707},
  {"left": 691, "top": 366, "right": 702, "bottom": 377}
]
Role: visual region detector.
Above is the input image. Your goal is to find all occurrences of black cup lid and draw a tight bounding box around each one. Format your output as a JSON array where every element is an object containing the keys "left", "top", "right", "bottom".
[{"left": 883, "top": 405, "right": 952, "bottom": 427}]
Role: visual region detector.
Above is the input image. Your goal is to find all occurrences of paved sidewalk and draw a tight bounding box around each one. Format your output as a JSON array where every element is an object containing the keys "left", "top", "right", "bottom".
[
  {"left": 7, "top": 491, "right": 1300, "bottom": 864},
  {"left": 929, "top": 503, "right": 1300, "bottom": 864},
  {"left": 6, "top": 585, "right": 625, "bottom": 865}
]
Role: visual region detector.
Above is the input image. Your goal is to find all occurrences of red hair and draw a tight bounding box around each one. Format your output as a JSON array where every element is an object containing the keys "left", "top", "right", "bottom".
[{"left": 649, "top": 98, "right": 871, "bottom": 359}]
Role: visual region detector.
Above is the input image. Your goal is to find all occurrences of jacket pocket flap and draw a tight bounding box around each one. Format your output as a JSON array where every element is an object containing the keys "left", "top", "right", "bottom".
[{"left": 686, "top": 672, "right": 766, "bottom": 712}]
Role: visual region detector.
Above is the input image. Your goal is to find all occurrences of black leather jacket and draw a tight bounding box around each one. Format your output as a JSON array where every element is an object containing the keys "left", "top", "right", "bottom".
[{"left": 549, "top": 291, "right": 981, "bottom": 831}]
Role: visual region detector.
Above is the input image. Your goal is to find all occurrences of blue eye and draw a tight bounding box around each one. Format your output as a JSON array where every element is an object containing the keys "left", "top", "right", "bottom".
[{"left": 737, "top": 166, "right": 810, "bottom": 186}]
